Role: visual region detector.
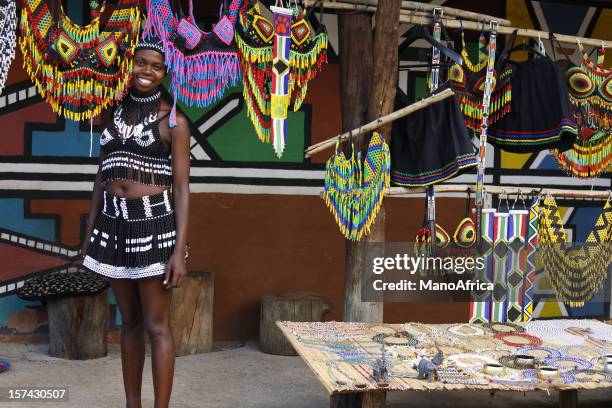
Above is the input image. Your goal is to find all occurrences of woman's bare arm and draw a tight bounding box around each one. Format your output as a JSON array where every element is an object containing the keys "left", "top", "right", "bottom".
[{"left": 165, "top": 113, "right": 190, "bottom": 289}]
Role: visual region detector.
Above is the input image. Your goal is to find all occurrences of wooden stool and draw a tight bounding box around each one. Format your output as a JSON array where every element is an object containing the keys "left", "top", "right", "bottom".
[
  {"left": 259, "top": 292, "right": 331, "bottom": 356},
  {"left": 170, "top": 271, "right": 214, "bottom": 356},
  {"left": 48, "top": 290, "right": 109, "bottom": 360}
]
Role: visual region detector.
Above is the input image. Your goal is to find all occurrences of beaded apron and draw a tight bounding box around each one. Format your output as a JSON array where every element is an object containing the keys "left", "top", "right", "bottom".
[
  {"left": 0, "top": 0, "right": 16, "bottom": 94},
  {"left": 550, "top": 127, "right": 611, "bottom": 178},
  {"left": 235, "top": 0, "right": 328, "bottom": 156},
  {"left": 19, "top": 0, "right": 141, "bottom": 121}
]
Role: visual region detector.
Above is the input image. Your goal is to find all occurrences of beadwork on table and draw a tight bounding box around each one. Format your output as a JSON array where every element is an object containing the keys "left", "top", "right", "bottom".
[
  {"left": 0, "top": 0, "right": 16, "bottom": 95},
  {"left": 278, "top": 320, "right": 612, "bottom": 394},
  {"left": 20, "top": 0, "right": 141, "bottom": 121}
]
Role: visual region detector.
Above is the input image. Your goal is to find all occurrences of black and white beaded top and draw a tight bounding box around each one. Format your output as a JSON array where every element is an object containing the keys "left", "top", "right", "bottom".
[{"left": 100, "top": 91, "right": 172, "bottom": 187}]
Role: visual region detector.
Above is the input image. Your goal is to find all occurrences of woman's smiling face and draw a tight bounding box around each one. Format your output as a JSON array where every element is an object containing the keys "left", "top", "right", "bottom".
[{"left": 131, "top": 49, "right": 165, "bottom": 95}]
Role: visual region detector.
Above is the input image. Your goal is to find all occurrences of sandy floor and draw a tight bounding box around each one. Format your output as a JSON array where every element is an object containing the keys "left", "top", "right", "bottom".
[{"left": 0, "top": 341, "right": 610, "bottom": 407}]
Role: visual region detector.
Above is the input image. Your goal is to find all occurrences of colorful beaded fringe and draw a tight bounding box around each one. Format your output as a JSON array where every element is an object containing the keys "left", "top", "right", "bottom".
[
  {"left": 567, "top": 41, "right": 612, "bottom": 133},
  {"left": 20, "top": 0, "right": 141, "bottom": 121},
  {"left": 0, "top": 0, "right": 16, "bottom": 94},
  {"left": 235, "top": 0, "right": 328, "bottom": 154},
  {"left": 449, "top": 32, "right": 512, "bottom": 132},
  {"left": 539, "top": 196, "right": 612, "bottom": 307},
  {"left": 322, "top": 133, "right": 390, "bottom": 241},
  {"left": 551, "top": 126, "right": 612, "bottom": 178},
  {"left": 143, "top": 0, "right": 243, "bottom": 126}
]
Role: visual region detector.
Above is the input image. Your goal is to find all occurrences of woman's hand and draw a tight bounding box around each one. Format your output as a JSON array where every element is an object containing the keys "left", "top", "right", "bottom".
[{"left": 163, "top": 252, "right": 187, "bottom": 289}]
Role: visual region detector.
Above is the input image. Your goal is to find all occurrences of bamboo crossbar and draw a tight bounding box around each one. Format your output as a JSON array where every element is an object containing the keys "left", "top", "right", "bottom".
[
  {"left": 387, "top": 184, "right": 612, "bottom": 199},
  {"left": 329, "top": 0, "right": 512, "bottom": 26},
  {"left": 312, "top": 2, "right": 612, "bottom": 48},
  {"left": 304, "top": 88, "right": 454, "bottom": 158}
]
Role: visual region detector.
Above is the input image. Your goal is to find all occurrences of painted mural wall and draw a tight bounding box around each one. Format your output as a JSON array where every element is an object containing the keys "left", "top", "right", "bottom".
[{"left": 0, "top": 0, "right": 610, "bottom": 342}]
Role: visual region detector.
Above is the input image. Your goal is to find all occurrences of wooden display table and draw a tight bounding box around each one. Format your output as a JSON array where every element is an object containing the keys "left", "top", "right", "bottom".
[{"left": 277, "top": 320, "right": 612, "bottom": 408}]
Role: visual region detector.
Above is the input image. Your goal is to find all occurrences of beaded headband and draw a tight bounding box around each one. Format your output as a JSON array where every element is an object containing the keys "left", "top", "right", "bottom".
[{"left": 135, "top": 32, "right": 165, "bottom": 57}]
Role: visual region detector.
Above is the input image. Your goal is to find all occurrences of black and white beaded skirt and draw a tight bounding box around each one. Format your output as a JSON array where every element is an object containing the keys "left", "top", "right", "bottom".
[{"left": 83, "top": 190, "right": 176, "bottom": 279}]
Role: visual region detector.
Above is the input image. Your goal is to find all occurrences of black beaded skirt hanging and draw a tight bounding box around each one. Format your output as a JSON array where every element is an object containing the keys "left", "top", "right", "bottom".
[
  {"left": 390, "top": 82, "right": 477, "bottom": 187},
  {"left": 487, "top": 57, "right": 578, "bottom": 153}
]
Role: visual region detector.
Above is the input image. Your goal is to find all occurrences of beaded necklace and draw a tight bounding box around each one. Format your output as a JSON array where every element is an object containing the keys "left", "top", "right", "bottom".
[
  {"left": 19, "top": 0, "right": 141, "bottom": 121},
  {"left": 0, "top": 0, "right": 16, "bottom": 94}
]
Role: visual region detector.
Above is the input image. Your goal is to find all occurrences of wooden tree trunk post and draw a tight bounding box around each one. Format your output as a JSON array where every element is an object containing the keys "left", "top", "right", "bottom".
[
  {"left": 47, "top": 290, "right": 109, "bottom": 360},
  {"left": 559, "top": 390, "right": 578, "bottom": 408},
  {"left": 259, "top": 292, "right": 331, "bottom": 355},
  {"left": 170, "top": 271, "right": 214, "bottom": 356}
]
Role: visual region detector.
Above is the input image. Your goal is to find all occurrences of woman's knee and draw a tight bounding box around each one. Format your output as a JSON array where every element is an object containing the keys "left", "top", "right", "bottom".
[{"left": 143, "top": 317, "right": 171, "bottom": 340}]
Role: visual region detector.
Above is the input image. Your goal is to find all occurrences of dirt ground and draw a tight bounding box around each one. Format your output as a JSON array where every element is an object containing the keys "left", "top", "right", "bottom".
[{"left": 0, "top": 341, "right": 610, "bottom": 408}]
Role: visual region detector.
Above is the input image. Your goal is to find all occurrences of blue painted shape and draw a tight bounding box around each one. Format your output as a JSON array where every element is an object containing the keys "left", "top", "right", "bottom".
[
  {"left": 0, "top": 296, "right": 40, "bottom": 326},
  {"left": 537, "top": 154, "right": 561, "bottom": 170},
  {"left": 539, "top": 2, "right": 589, "bottom": 36},
  {"left": 0, "top": 199, "right": 55, "bottom": 241},
  {"left": 32, "top": 121, "right": 100, "bottom": 157},
  {"left": 571, "top": 207, "right": 600, "bottom": 242}
]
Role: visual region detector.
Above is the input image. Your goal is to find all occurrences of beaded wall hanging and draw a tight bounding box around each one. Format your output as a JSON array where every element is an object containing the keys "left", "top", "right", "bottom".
[
  {"left": 235, "top": 0, "right": 328, "bottom": 157},
  {"left": 20, "top": 0, "right": 141, "bottom": 121},
  {"left": 143, "top": 0, "right": 243, "bottom": 126},
  {"left": 538, "top": 195, "right": 612, "bottom": 307},
  {"left": 0, "top": 0, "right": 16, "bottom": 94},
  {"left": 322, "top": 133, "right": 390, "bottom": 240}
]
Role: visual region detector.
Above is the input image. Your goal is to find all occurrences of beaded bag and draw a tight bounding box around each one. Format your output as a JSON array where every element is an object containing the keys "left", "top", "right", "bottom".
[
  {"left": 19, "top": 0, "right": 141, "bottom": 121},
  {"left": 0, "top": 0, "right": 16, "bottom": 95},
  {"left": 235, "top": 0, "right": 328, "bottom": 157},
  {"left": 143, "top": 0, "right": 242, "bottom": 126}
]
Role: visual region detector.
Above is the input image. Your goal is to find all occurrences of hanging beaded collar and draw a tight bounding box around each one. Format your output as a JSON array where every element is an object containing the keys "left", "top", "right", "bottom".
[
  {"left": 322, "top": 133, "right": 390, "bottom": 240},
  {"left": 0, "top": 0, "right": 16, "bottom": 94},
  {"left": 19, "top": 0, "right": 141, "bottom": 121},
  {"left": 143, "top": 0, "right": 242, "bottom": 127}
]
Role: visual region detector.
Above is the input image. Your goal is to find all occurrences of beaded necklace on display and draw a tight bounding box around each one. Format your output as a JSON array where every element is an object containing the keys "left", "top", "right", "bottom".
[
  {"left": 0, "top": 0, "right": 16, "bottom": 94},
  {"left": 568, "top": 368, "right": 612, "bottom": 383},
  {"left": 494, "top": 332, "right": 543, "bottom": 347}
]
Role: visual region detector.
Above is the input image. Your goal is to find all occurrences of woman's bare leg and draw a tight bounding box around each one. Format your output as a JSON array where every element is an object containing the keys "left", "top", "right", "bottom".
[
  {"left": 110, "top": 279, "right": 145, "bottom": 408},
  {"left": 139, "top": 278, "right": 174, "bottom": 408}
]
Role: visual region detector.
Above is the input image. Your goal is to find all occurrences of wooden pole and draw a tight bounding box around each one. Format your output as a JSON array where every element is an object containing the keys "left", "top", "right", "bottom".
[
  {"left": 337, "top": 6, "right": 373, "bottom": 327},
  {"left": 386, "top": 184, "right": 612, "bottom": 199},
  {"left": 559, "top": 390, "right": 578, "bottom": 408},
  {"left": 327, "top": 0, "right": 512, "bottom": 25},
  {"left": 304, "top": 88, "right": 454, "bottom": 157},
  {"left": 312, "top": 2, "right": 612, "bottom": 48}
]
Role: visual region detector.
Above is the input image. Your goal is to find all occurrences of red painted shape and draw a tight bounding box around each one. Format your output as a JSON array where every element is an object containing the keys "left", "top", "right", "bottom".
[
  {"left": 0, "top": 242, "right": 69, "bottom": 283},
  {"left": 0, "top": 102, "right": 57, "bottom": 156}
]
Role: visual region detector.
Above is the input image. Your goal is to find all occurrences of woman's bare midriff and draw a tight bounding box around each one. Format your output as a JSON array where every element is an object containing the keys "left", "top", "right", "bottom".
[{"left": 105, "top": 180, "right": 168, "bottom": 199}]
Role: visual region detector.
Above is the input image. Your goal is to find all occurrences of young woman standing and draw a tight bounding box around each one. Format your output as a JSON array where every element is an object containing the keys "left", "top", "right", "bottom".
[{"left": 81, "top": 38, "right": 190, "bottom": 408}]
